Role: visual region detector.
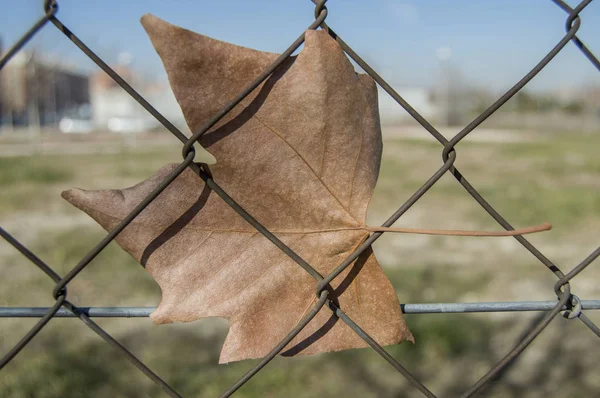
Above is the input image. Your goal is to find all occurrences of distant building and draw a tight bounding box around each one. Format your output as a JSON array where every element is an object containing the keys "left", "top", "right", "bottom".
[
  {"left": 0, "top": 51, "right": 90, "bottom": 128},
  {"left": 89, "top": 63, "right": 184, "bottom": 133},
  {"left": 378, "top": 86, "right": 437, "bottom": 125},
  {"left": 90, "top": 65, "right": 149, "bottom": 131}
]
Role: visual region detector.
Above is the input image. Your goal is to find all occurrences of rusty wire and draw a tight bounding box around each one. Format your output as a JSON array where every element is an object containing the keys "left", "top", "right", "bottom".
[{"left": 1, "top": 0, "right": 599, "bottom": 397}]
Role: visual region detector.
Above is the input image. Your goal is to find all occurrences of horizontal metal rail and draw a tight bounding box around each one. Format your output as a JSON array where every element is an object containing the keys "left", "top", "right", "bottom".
[{"left": 2, "top": 300, "right": 599, "bottom": 318}]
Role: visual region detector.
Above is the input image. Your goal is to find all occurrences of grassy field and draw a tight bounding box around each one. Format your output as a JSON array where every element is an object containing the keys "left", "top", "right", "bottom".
[{"left": 1, "top": 129, "right": 599, "bottom": 397}]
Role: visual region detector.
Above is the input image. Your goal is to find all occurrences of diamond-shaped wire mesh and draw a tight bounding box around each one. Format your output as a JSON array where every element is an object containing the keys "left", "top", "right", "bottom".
[{"left": 0, "top": 0, "right": 599, "bottom": 397}]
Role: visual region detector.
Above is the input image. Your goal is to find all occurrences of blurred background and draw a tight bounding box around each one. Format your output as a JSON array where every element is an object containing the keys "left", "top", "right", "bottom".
[{"left": 1, "top": 1, "right": 599, "bottom": 397}]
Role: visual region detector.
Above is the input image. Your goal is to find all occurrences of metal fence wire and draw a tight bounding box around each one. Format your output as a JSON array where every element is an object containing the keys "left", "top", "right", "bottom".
[{"left": 1, "top": 0, "right": 599, "bottom": 397}]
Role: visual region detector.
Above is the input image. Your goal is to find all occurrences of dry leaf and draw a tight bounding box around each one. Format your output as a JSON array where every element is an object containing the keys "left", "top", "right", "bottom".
[{"left": 62, "top": 14, "right": 413, "bottom": 363}]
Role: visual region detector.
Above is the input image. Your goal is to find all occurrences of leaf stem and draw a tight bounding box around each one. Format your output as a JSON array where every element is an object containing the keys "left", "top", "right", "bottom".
[{"left": 363, "top": 222, "right": 552, "bottom": 237}]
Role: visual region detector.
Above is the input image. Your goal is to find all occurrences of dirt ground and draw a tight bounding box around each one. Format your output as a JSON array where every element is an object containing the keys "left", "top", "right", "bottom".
[{"left": 1, "top": 127, "right": 599, "bottom": 397}]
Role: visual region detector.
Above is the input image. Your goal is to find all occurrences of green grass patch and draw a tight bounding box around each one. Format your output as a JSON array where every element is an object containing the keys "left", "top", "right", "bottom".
[{"left": 0, "top": 157, "right": 73, "bottom": 186}]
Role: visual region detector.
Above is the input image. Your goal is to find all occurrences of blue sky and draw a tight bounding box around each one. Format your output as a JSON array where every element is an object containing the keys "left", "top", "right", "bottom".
[{"left": 1, "top": 0, "right": 599, "bottom": 93}]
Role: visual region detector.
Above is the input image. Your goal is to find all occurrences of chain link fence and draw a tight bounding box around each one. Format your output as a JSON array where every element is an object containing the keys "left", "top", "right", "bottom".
[{"left": 1, "top": 0, "right": 599, "bottom": 397}]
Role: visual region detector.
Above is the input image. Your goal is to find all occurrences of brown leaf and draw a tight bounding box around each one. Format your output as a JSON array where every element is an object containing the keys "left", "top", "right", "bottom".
[{"left": 62, "top": 14, "right": 413, "bottom": 363}]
